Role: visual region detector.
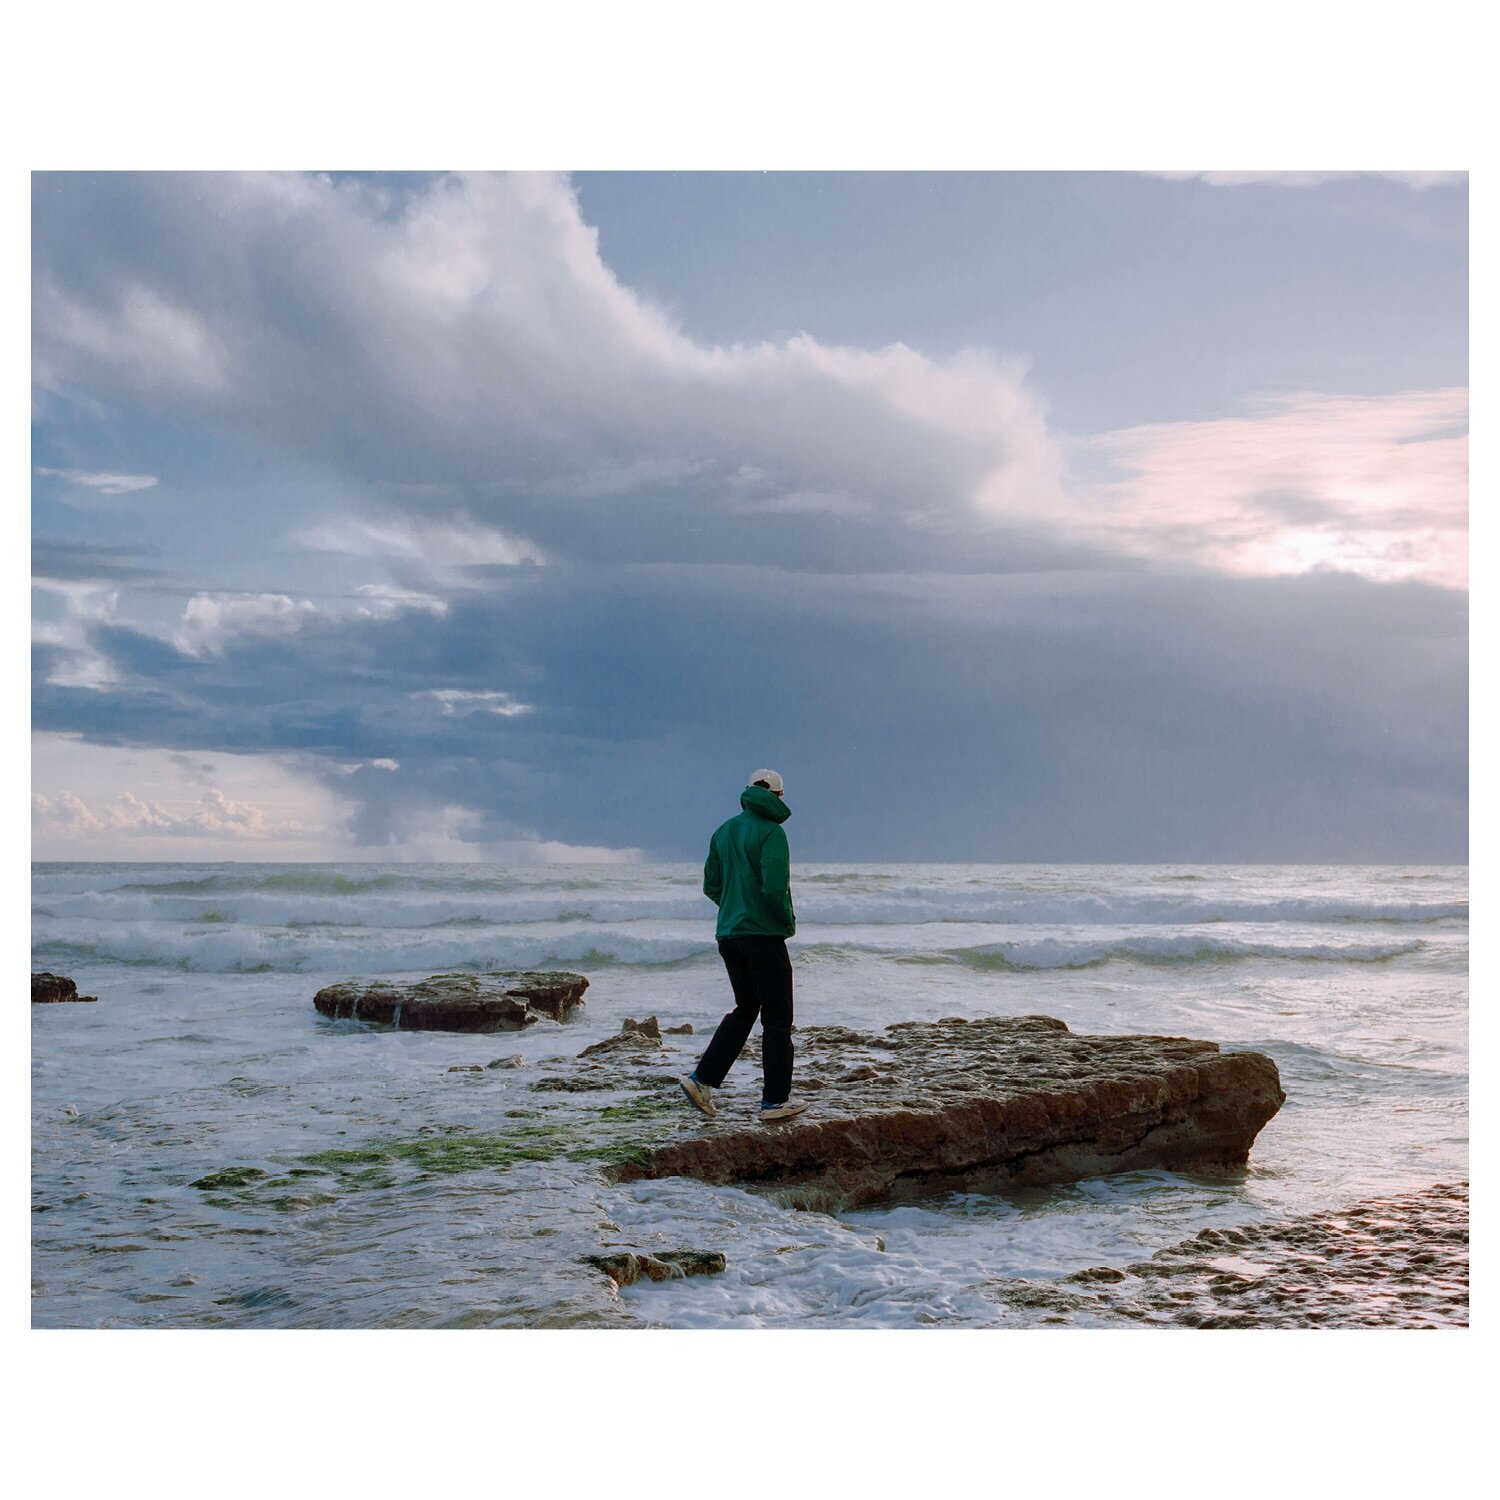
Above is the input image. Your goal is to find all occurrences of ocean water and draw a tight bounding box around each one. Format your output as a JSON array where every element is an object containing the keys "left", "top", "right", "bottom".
[{"left": 31, "top": 861, "right": 1468, "bottom": 1328}]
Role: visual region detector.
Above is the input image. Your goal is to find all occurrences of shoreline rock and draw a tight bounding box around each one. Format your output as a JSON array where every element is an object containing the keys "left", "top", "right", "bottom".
[
  {"left": 582, "top": 1250, "right": 727, "bottom": 1288},
  {"left": 32, "top": 972, "right": 98, "bottom": 1005},
  {"left": 577, "top": 1016, "right": 664, "bottom": 1058},
  {"left": 604, "top": 1014, "right": 1285, "bottom": 1211},
  {"left": 313, "top": 971, "right": 588, "bottom": 1032},
  {"left": 995, "top": 1181, "right": 1468, "bottom": 1327}
]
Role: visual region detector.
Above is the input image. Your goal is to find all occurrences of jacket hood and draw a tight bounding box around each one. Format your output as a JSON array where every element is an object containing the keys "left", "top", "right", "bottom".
[{"left": 740, "top": 785, "right": 792, "bottom": 823}]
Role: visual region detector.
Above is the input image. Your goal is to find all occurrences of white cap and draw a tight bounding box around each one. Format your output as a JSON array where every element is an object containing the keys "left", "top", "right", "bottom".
[{"left": 748, "top": 768, "right": 784, "bottom": 794}]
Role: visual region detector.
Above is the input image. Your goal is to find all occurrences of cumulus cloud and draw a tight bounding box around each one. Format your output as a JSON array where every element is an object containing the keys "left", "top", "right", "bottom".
[
  {"left": 32, "top": 578, "right": 122, "bottom": 688},
  {"left": 36, "top": 466, "right": 159, "bottom": 494},
  {"left": 175, "top": 584, "right": 448, "bottom": 656},
  {"left": 32, "top": 786, "right": 312, "bottom": 839},
  {"left": 31, "top": 732, "right": 361, "bottom": 860},
  {"left": 32, "top": 172, "right": 1065, "bottom": 549},
  {"left": 176, "top": 592, "right": 322, "bottom": 657},
  {"left": 33, "top": 171, "right": 1465, "bottom": 591},
  {"left": 1068, "top": 389, "right": 1468, "bottom": 587}
]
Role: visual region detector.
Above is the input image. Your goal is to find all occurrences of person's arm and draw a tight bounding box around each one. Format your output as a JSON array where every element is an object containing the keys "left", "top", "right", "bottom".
[
  {"left": 703, "top": 838, "right": 723, "bottom": 906},
  {"left": 761, "top": 825, "right": 794, "bottom": 928}
]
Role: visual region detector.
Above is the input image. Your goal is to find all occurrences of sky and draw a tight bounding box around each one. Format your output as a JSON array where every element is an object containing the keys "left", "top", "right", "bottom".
[{"left": 30, "top": 169, "right": 1468, "bottom": 863}]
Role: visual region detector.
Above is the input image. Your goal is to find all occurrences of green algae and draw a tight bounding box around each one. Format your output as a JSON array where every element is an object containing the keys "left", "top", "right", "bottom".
[
  {"left": 303, "top": 1122, "right": 569, "bottom": 1177},
  {"left": 599, "top": 1095, "right": 677, "bottom": 1123},
  {"left": 190, "top": 1167, "right": 268, "bottom": 1190},
  {"left": 189, "top": 1092, "right": 685, "bottom": 1214}
]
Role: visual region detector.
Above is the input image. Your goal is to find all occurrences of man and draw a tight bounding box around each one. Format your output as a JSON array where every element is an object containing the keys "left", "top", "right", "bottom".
[{"left": 680, "top": 769, "right": 807, "bottom": 1123}]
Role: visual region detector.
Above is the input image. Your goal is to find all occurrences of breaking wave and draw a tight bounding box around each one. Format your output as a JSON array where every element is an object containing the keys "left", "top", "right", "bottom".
[
  {"left": 31, "top": 922, "right": 718, "bottom": 975},
  {"left": 949, "top": 935, "right": 1426, "bottom": 972},
  {"left": 30, "top": 879, "right": 1467, "bottom": 935},
  {"left": 31, "top": 861, "right": 1463, "bottom": 977}
]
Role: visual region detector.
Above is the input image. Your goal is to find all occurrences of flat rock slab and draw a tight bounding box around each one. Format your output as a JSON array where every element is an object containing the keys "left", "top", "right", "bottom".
[
  {"left": 32, "top": 972, "right": 98, "bottom": 1004},
  {"left": 314, "top": 971, "right": 588, "bottom": 1032},
  {"left": 605, "top": 1015, "right": 1285, "bottom": 1211}
]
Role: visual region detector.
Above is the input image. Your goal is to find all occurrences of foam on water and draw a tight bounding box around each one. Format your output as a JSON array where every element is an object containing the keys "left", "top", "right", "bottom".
[{"left": 31, "top": 861, "right": 1467, "bottom": 1328}]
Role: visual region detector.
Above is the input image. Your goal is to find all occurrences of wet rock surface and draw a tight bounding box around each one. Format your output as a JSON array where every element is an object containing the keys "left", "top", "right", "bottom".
[
  {"left": 605, "top": 1015, "right": 1285, "bottom": 1210},
  {"left": 32, "top": 972, "right": 98, "bottom": 1004},
  {"left": 313, "top": 971, "right": 587, "bottom": 1032},
  {"left": 577, "top": 1015, "right": 665, "bottom": 1058},
  {"left": 993, "top": 1182, "right": 1469, "bottom": 1327},
  {"left": 582, "top": 1250, "right": 727, "bottom": 1288}
]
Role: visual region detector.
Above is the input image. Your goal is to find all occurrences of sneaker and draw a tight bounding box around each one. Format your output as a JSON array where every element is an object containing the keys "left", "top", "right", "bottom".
[
  {"left": 680, "top": 1074, "right": 716, "bottom": 1117},
  {"left": 759, "top": 1100, "right": 808, "bottom": 1123}
]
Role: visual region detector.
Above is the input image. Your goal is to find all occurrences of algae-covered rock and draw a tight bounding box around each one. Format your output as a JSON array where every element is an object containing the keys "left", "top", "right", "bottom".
[{"left": 191, "top": 1167, "right": 268, "bottom": 1190}]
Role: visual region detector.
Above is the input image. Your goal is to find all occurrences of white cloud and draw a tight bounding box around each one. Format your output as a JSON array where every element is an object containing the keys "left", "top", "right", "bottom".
[
  {"left": 34, "top": 280, "right": 230, "bottom": 394},
  {"left": 354, "top": 797, "right": 641, "bottom": 863},
  {"left": 35, "top": 466, "right": 159, "bottom": 495},
  {"left": 176, "top": 592, "right": 321, "bottom": 657},
  {"left": 32, "top": 172, "right": 1064, "bottom": 535},
  {"left": 1067, "top": 389, "right": 1468, "bottom": 587},
  {"left": 297, "top": 513, "right": 546, "bottom": 577},
  {"left": 351, "top": 584, "right": 449, "bottom": 620},
  {"left": 33, "top": 785, "right": 309, "bottom": 840},
  {"left": 31, "top": 736, "right": 341, "bottom": 854},
  {"left": 31, "top": 172, "right": 1467, "bottom": 591},
  {"left": 31, "top": 579, "right": 122, "bottom": 688},
  {"left": 1150, "top": 170, "right": 1465, "bottom": 189},
  {"left": 174, "top": 585, "right": 447, "bottom": 656},
  {"left": 423, "top": 689, "right": 533, "bottom": 717}
]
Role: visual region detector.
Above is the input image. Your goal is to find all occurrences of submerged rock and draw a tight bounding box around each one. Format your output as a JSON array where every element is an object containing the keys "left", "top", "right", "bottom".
[
  {"left": 313, "top": 971, "right": 588, "bottom": 1032},
  {"left": 191, "top": 1167, "right": 268, "bottom": 1191},
  {"left": 604, "top": 1014, "right": 1285, "bottom": 1211},
  {"left": 578, "top": 1016, "right": 664, "bottom": 1058},
  {"left": 583, "top": 1250, "right": 727, "bottom": 1287},
  {"left": 32, "top": 972, "right": 98, "bottom": 1004}
]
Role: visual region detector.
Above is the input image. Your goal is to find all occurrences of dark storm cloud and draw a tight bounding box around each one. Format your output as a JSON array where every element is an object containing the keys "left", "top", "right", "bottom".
[
  {"left": 33, "top": 566, "right": 1467, "bottom": 862},
  {"left": 31, "top": 539, "right": 166, "bottom": 585}
]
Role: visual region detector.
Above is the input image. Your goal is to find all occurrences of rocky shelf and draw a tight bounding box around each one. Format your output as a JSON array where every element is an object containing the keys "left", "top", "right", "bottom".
[
  {"left": 604, "top": 1014, "right": 1285, "bottom": 1211},
  {"left": 313, "top": 971, "right": 588, "bottom": 1032},
  {"left": 989, "top": 1181, "right": 1468, "bottom": 1328}
]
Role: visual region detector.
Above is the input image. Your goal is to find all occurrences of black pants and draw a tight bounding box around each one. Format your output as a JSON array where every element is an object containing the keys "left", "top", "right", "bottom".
[{"left": 695, "top": 935, "right": 794, "bottom": 1104}]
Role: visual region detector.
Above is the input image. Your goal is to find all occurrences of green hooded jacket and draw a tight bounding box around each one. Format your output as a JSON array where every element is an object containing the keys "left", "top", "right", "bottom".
[{"left": 703, "top": 785, "right": 796, "bottom": 939}]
